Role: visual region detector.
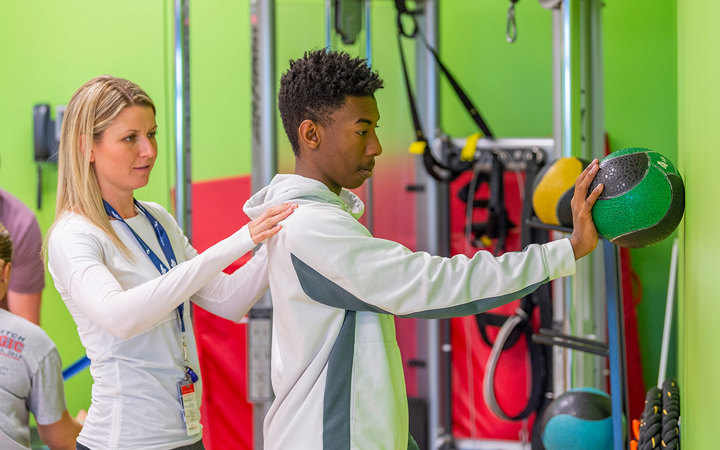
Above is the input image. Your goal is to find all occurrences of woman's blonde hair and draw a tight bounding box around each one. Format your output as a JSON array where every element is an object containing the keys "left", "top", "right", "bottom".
[{"left": 49, "top": 76, "right": 155, "bottom": 255}]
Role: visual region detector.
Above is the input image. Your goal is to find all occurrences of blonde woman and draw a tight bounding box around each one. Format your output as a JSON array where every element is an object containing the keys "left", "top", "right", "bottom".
[{"left": 46, "top": 76, "right": 294, "bottom": 450}]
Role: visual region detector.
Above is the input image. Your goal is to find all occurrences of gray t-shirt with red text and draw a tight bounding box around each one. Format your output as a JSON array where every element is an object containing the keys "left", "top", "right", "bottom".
[{"left": 0, "top": 309, "right": 66, "bottom": 447}]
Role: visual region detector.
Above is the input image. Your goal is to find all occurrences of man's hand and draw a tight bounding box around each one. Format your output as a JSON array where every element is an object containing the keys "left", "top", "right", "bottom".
[{"left": 568, "top": 159, "right": 604, "bottom": 260}]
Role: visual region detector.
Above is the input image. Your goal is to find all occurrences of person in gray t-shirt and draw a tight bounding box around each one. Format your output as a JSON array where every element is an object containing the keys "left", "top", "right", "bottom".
[{"left": 0, "top": 222, "right": 83, "bottom": 449}]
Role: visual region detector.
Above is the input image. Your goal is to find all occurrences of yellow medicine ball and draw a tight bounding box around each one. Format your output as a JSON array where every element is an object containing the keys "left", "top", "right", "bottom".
[{"left": 532, "top": 157, "right": 588, "bottom": 227}]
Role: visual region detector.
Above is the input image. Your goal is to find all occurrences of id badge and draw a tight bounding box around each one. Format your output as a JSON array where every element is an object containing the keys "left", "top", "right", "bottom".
[{"left": 177, "top": 379, "right": 201, "bottom": 435}]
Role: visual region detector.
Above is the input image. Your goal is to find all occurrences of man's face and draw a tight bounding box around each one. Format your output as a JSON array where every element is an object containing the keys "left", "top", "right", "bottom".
[{"left": 314, "top": 96, "right": 382, "bottom": 195}]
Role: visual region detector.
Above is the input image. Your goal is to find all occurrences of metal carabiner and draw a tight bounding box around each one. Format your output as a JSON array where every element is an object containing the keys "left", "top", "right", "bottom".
[{"left": 506, "top": 0, "right": 519, "bottom": 43}]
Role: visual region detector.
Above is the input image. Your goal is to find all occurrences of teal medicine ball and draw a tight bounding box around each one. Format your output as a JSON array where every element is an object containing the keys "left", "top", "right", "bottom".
[
  {"left": 588, "top": 148, "right": 685, "bottom": 248},
  {"left": 540, "top": 387, "right": 613, "bottom": 450}
]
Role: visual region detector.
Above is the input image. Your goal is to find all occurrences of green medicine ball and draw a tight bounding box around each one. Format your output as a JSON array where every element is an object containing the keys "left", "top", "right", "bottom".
[{"left": 589, "top": 148, "right": 685, "bottom": 248}]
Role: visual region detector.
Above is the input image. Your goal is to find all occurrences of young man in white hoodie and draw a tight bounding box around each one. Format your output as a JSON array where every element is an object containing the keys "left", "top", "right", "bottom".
[{"left": 244, "top": 50, "right": 604, "bottom": 450}]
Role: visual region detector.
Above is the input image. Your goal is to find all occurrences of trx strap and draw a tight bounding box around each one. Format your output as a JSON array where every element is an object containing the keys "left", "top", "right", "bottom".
[
  {"left": 461, "top": 154, "right": 522, "bottom": 350},
  {"left": 459, "top": 153, "right": 513, "bottom": 255},
  {"left": 483, "top": 306, "right": 547, "bottom": 421},
  {"left": 481, "top": 286, "right": 549, "bottom": 422},
  {"left": 478, "top": 153, "right": 553, "bottom": 429},
  {"left": 395, "top": 27, "right": 454, "bottom": 181},
  {"left": 457, "top": 154, "right": 513, "bottom": 254},
  {"left": 394, "top": 0, "right": 494, "bottom": 182}
]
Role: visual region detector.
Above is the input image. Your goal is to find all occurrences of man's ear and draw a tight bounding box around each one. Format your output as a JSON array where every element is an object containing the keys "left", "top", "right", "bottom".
[{"left": 298, "top": 119, "right": 320, "bottom": 150}]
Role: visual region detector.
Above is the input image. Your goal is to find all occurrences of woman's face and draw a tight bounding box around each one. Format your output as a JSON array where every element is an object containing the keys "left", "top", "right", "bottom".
[{"left": 91, "top": 105, "right": 157, "bottom": 201}]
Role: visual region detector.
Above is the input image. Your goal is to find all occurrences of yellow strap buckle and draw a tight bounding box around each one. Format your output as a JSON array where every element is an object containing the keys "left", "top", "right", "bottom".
[
  {"left": 460, "top": 132, "right": 483, "bottom": 162},
  {"left": 479, "top": 235, "right": 493, "bottom": 248},
  {"left": 408, "top": 140, "right": 427, "bottom": 155}
]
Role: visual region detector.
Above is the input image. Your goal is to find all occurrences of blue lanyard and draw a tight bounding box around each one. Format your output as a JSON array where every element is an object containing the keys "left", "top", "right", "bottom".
[
  {"left": 103, "top": 200, "right": 186, "bottom": 325},
  {"left": 103, "top": 199, "right": 197, "bottom": 382}
]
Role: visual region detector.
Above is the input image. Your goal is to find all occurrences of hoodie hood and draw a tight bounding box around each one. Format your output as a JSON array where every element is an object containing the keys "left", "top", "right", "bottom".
[{"left": 244, "top": 174, "right": 365, "bottom": 220}]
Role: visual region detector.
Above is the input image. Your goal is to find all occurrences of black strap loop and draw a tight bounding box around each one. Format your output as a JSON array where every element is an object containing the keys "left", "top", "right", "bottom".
[
  {"left": 396, "top": 27, "right": 458, "bottom": 182},
  {"left": 394, "top": 0, "right": 494, "bottom": 182},
  {"left": 394, "top": 0, "right": 418, "bottom": 38}
]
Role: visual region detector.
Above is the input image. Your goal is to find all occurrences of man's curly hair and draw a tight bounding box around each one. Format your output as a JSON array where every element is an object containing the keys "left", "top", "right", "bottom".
[{"left": 279, "top": 49, "right": 384, "bottom": 155}]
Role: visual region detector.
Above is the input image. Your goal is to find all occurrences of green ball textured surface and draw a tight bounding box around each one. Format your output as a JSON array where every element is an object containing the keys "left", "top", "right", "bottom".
[{"left": 589, "top": 148, "right": 684, "bottom": 248}]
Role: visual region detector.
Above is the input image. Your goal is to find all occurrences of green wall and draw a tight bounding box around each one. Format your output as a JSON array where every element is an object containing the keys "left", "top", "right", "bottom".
[
  {"left": 190, "top": 0, "right": 253, "bottom": 180},
  {"left": 604, "top": 0, "right": 678, "bottom": 388},
  {"left": 677, "top": 0, "right": 720, "bottom": 447},
  {"left": 439, "top": 1, "right": 553, "bottom": 138},
  {"left": 0, "top": 0, "right": 689, "bottom": 443}
]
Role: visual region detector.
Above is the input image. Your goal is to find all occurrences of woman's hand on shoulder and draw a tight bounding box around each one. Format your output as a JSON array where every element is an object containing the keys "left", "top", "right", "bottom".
[{"left": 248, "top": 203, "right": 298, "bottom": 244}]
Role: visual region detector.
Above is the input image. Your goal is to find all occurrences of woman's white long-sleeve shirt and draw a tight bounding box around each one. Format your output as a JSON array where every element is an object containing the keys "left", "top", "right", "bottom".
[{"left": 48, "top": 201, "right": 266, "bottom": 450}]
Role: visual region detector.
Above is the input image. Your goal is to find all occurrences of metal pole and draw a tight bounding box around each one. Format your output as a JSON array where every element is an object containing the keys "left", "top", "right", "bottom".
[
  {"left": 560, "top": 0, "right": 607, "bottom": 391},
  {"left": 364, "top": 0, "right": 372, "bottom": 66},
  {"left": 552, "top": 9, "right": 562, "bottom": 155},
  {"left": 587, "top": 0, "right": 608, "bottom": 392},
  {"left": 658, "top": 239, "right": 679, "bottom": 388},
  {"left": 604, "top": 240, "right": 629, "bottom": 450},
  {"left": 173, "top": 0, "right": 191, "bottom": 238},
  {"left": 550, "top": 4, "right": 569, "bottom": 396},
  {"left": 559, "top": 0, "right": 581, "bottom": 396},
  {"left": 363, "top": 0, "right": 374, "bottom": 235},
  {"left": 250, "top": 0, "right": 277, "bottom": 193},
  {"left": 249, "top": 1, "right": 277, "bottom": 449},
  {"left": 325, "top": 0, "right": 333, "bottom": 49},
  {"left": 414, "top": 1, "right": 447, "bottom": 448},
  {"left": 560, "top": 0, "right": 577, "bottom": 160}
]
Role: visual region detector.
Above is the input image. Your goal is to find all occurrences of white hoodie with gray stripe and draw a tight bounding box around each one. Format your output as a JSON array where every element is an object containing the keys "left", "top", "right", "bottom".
[{"left": 244, "top": 174, "right": 576, "bottom": 450}]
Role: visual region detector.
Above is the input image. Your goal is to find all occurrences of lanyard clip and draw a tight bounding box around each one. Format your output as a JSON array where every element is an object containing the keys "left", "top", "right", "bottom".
[{"left": 185, "top": 366, "right": 199, "bottom": 383}]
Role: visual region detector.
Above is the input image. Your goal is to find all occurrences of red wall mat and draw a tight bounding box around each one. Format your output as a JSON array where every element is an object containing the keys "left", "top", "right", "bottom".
[
  {"left": 620, "top": 229, "right": 647, "bottom": 422},
  {"left": 190, "top": 176, "right": 254, "bottom": 450}
]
